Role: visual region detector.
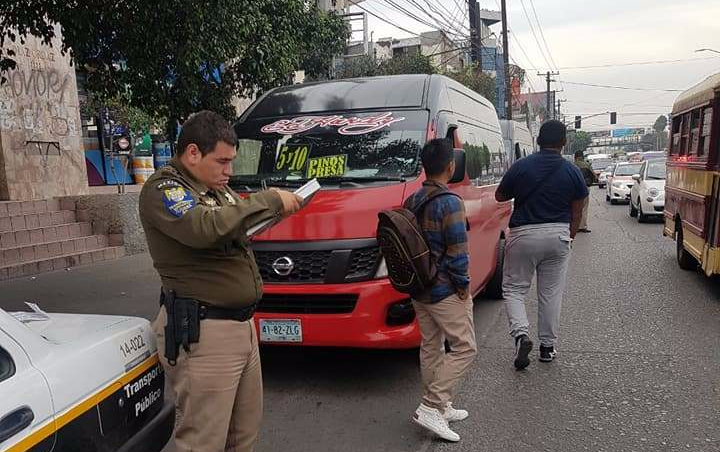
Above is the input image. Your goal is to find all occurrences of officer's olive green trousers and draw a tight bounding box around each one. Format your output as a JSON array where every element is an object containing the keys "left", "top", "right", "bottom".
[{"left": 154, "top": 307, "right": 262, "bottom": 452}]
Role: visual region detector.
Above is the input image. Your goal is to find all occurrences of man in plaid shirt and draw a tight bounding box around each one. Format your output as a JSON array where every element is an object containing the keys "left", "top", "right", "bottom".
[{"left": 404, "top": 138, "right": 477, "bottom": 443}]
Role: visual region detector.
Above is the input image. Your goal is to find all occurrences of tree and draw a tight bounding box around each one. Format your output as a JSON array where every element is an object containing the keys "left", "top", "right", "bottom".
[
  {"left": 567, "top": 130, "right": 592, "bottom": 154},
  {"left": 336, "top": 53, "right": 436, "bottom": 80},
  {"left": 0, "top": 1, "right": 348, "bottom": 138},
  {"left": 652, "top": 114, "right": 669, "bottom": 150},
  {"left": 299, "top": 6, "right": 351, "bottom": 81},
  {"left": 653, "top": 115, "right": 668, "bottom": 134},
  {"left": 445, "top": 65, "right": 496, "bottom": 105},
  {"left": 380, "top": 53, "right": 436, "bottom": 76}
]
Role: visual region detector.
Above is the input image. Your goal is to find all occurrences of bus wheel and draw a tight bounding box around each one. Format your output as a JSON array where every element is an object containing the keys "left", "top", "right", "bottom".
[
  {"left": 676, "top": 227, "right": 698, "bottom": 271},
  {"left": 484, "top": 238, "right": 505, "bottom": 299}
]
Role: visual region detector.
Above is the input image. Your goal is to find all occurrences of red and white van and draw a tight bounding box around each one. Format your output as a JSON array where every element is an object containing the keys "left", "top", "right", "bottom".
[{"left": 233, "top": 74, "right": 512, "bottom": 348}]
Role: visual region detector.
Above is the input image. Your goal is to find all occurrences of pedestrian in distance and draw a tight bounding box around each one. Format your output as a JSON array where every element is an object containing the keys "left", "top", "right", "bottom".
[
  {"left": 573, "top": 150, "right": 597, "bottom": 233},
  {"left": 404, "top": 138, "right": 477, "bottom": 442},
  {"left": 495, "top": 120, "right": 588, "bottom": 370},
  {"left": 139, "top": 111, "right": 303, "bottom": 452}
]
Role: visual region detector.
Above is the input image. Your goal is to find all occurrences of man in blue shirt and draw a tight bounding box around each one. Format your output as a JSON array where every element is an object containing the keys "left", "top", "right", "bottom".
[{"left": 495, "top": 120, "right": 588, "bottom": 370}]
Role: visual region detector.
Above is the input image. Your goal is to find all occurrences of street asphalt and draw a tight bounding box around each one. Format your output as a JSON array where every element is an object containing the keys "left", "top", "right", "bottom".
[{"left": 1, "top": 188, "right": 718, "bottom": 452}]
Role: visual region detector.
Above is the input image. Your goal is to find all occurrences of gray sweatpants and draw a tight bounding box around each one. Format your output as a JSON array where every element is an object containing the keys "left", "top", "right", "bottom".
[{"left": 502, "top": 223, "right": 572, "bottom": 347}]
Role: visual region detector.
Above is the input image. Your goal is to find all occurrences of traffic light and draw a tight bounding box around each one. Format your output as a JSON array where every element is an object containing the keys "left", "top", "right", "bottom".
[
  {"left": 574, "top": 115, "right": 582, "bottom": 129},
  {"left": 610, "top": 112, "right": 617, "bottom": 125}
]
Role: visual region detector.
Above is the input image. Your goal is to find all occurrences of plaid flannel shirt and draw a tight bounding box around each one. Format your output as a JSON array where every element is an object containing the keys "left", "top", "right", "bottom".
[{"left": 404, "top": 181, "right": 470, "bottom": 303}]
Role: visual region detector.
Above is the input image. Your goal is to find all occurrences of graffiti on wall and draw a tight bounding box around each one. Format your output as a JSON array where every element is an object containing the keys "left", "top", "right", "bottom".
[{"left": 0, "top": 43, "right": 79, "bottom": 138}]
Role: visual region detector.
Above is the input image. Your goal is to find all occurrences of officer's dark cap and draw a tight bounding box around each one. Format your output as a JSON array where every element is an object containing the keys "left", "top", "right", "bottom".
[{"left": 537, "top": 120, "right": 567, "bottom": 148}]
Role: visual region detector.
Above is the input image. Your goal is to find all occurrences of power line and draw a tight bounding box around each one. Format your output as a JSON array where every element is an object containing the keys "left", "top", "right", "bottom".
[
  {"left": 418, "top": 0, "right": 469, "bottom": 35},
  {"left": 526, "top": 0, "right": 565, "bottom": 92},
  {"left": 518, "top": 0, "right": 553, "bottom": 71},
  {"left": 562, "top": 81, "right": 684, "bottom": 92},
  {"left": 352, "top": 2, "right": 424, "bottom": 37},
  {"left": 528, "top": 0, "right": 558, "bottom": 70},
  {"left": 567, "top": 112, "right": 670, "bottom": 116},
  {"left": 565, "top": 100, "right": 672, "bottom": 108},
  {"left": 550, "top": 56, "right": 720, "bottom": 71},
  {"left": 380, "top": 0, "right": 468, "bottom": 39}
]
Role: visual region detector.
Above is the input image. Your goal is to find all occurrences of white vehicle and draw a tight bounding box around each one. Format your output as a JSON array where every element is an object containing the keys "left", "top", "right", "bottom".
[
  {"left": 606, "top": 162, "right": 643, "bottom": 204},
  {"left": 500, "top": 120, "right": 534, "bottom": 163},
  {"left": 587, "top": 154, "right": 614, "bottom": 180},
  {"left": 629, "top": 159, "right": 666, "bottom": 222},
  {"left": 0, "top": 307, "right": 173, "bottom": 452},
  {"left": 597, "top": 164, "right": 615, "bottom": 189}
]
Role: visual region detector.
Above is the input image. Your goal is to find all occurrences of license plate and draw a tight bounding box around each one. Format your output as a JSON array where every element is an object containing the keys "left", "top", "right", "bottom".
[
  {"left": 259, "top": 319, "right": 302, "bottom": 343},
  {"left": 116, "top": 328, "right": 151, "bottom": 371}
]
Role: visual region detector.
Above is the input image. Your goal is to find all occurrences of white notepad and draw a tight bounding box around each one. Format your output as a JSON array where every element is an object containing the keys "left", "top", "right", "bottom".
[{"left": 245, "top": 178, "right": 321, "bottom": 238}]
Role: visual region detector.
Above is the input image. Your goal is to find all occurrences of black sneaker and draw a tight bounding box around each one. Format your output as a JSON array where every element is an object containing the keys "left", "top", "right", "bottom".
[
  {"left": 539, "top": 345, "right": 557, "bottom": 362},
  {"left": 513, "top": 335, "right": 533, "bottom": 370}
]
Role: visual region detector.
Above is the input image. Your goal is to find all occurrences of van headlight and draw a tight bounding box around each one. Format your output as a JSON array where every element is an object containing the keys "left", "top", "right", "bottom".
[
  {"left": 647, "top": 188, "right": 659, "bottom": 198},
  {"left": 375, "top": 258, "right": 388, "bottom": 279}
]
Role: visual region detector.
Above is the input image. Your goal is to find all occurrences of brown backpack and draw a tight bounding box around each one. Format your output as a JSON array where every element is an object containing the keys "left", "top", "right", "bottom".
[{"left": 376, "top": 190, "right": 459, "bottom": 299}]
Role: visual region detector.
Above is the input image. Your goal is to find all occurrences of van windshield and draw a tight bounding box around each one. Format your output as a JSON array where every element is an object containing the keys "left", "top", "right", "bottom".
[
  {"left": 590, "top": 158, "right": 613, "bottom": 170},
  {"left": 232, "top": 110, "right": 428, "bottom": 187}
]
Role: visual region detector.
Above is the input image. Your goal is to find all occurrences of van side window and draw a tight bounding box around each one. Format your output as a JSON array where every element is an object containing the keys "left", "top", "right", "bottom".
[
  {"left": 463, "top": 133, "right": 482, "bottom": 181},
  {"left": 457, "top": 120, "right": 501, "bottom": 185}
]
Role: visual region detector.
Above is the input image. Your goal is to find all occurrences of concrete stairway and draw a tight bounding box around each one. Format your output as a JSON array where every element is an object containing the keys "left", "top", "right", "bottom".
[{"left": 0, "top": 199, "right": 125, "bottom": 281}]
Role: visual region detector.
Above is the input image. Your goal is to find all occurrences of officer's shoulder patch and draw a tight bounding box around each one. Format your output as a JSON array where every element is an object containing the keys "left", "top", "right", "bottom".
[
  {"left": 156, "top": 179, "right": 181, "bottom": 190},
  {"left": 162, "top": 186, "right": 196, "bottom": 218}
]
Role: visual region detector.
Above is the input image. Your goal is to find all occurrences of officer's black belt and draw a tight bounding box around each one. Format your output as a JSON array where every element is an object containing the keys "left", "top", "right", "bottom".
[
  {"left": 160, "top": 291, "right": 256, "bottom": 322},
  {"left": 198, "top": 302, "right": 257, "bottom": 322}
]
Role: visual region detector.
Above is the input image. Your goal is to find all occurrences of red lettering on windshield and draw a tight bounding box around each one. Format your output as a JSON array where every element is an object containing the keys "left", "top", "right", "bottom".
[{"left": 260, "top": 112, "right": 406, "bottom": 136}]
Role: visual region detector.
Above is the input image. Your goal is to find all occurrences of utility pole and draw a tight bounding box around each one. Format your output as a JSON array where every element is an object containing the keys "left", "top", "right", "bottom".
[
  {"left": 556, "top": 98, "right": 566, "bottom": 122},
  {"left": 501, "top": 0, "right": 511, "bottom": 119},
  {"left": 468, "top": 1, "right": 481, "bottom": 71},
  {"left": 537, "top": 71, "right": 559, "bottom": 120}
]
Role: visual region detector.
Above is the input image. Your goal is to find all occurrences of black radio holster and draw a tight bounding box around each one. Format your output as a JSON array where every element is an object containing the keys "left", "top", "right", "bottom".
[{"left": 160, "top": 289, "right": 200, "bottom": 366}]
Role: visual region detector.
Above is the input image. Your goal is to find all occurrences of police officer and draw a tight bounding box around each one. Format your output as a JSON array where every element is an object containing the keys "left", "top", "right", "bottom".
[
  {"left": 139, "top": 111, "right": 302, "bottom": 452},
  {"left": 573, "top": 150, "right": 596, "bottom": 233}
]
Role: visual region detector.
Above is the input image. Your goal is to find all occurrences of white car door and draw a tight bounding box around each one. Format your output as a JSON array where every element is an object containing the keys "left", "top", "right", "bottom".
[
  {"left": 0, "top": 329, "right": 55, "bottom": 452},
  {"left": 630, "top": 162, "right": 647, "bottom": 207}
]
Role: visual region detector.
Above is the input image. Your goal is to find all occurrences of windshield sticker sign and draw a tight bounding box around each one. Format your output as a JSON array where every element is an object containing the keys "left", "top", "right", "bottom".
[
  {"left": 307, "top": 154, "right": 347, "bottom": 179},
  {"left": 275, "top": 144, "right": 310, "bottom": 172},
  {"left": 261, "top": 112, "right": 405, "bottom": 136}
]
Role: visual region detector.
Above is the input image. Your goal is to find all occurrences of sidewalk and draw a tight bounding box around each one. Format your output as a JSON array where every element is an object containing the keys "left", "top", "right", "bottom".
[{"left": 0, "top": 253, "right": 159, "bottom": 319}]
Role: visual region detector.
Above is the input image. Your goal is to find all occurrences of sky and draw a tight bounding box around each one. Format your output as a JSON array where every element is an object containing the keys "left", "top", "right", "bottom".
[{"left": 349, "top": 0, "right": 720, "bottom": 131}]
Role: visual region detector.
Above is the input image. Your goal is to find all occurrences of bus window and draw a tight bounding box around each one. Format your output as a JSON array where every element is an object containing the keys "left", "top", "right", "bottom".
[
  {"left": 680, "top": 113, "right": 690, "bottom": 155},
  {"left": 671, "top": 117, "right": 681, "bottom": 155},
  {"left": 691, "top": 109, "right": 702, "bottom": 155},
  {"left": 700, "top": 107, "right": 713, "bottom": 157}
]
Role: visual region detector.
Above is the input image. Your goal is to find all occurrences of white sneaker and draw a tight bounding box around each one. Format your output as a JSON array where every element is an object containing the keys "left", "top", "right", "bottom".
[
  {"left": 443, "top": 403, "right": 469, "bottom": 422},
  {"left": 413, "top": 403, "right": 461, "bottom": 442}
]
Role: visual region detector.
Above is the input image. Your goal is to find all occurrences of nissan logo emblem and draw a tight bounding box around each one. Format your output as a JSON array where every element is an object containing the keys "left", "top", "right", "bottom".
[{"left": 272, "top": 257, "right": 294, "bottom": 276}]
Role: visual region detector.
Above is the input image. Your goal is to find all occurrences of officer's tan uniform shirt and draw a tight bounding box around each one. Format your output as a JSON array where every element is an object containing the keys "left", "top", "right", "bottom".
[{"left": 139, "top": 157, "right": 282, "bottom": 308}]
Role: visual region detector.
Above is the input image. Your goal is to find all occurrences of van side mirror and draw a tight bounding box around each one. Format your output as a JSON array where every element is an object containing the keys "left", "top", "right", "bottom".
[
  {"left": 632, "top": 174, "right": 641, "bottom": 181},
  {"left": 449, "top": 149, "right": 466, "bottom": 184}
]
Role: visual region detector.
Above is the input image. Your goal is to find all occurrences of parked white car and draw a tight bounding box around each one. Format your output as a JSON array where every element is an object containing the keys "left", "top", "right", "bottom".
[
  {"left": 629, "top": 159, "right": 666, "bottom": 222},
  {"left": 0, "top": 307, "right": 173, "bottom": 452},
  {"left": 607, "top": 162, "right": 643, "bottom": 204},
  {"left": 598, "top": 164, "right": 615, "bottom": 189}
]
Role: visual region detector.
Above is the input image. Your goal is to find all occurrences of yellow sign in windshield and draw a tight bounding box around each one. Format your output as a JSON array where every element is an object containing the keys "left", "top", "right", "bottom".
[
  {"left": 306, "top": 154, "right": 347, "bottom": 179},
  {"left": 275, "top": 144, "right": 310, "bottom": 172}
]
